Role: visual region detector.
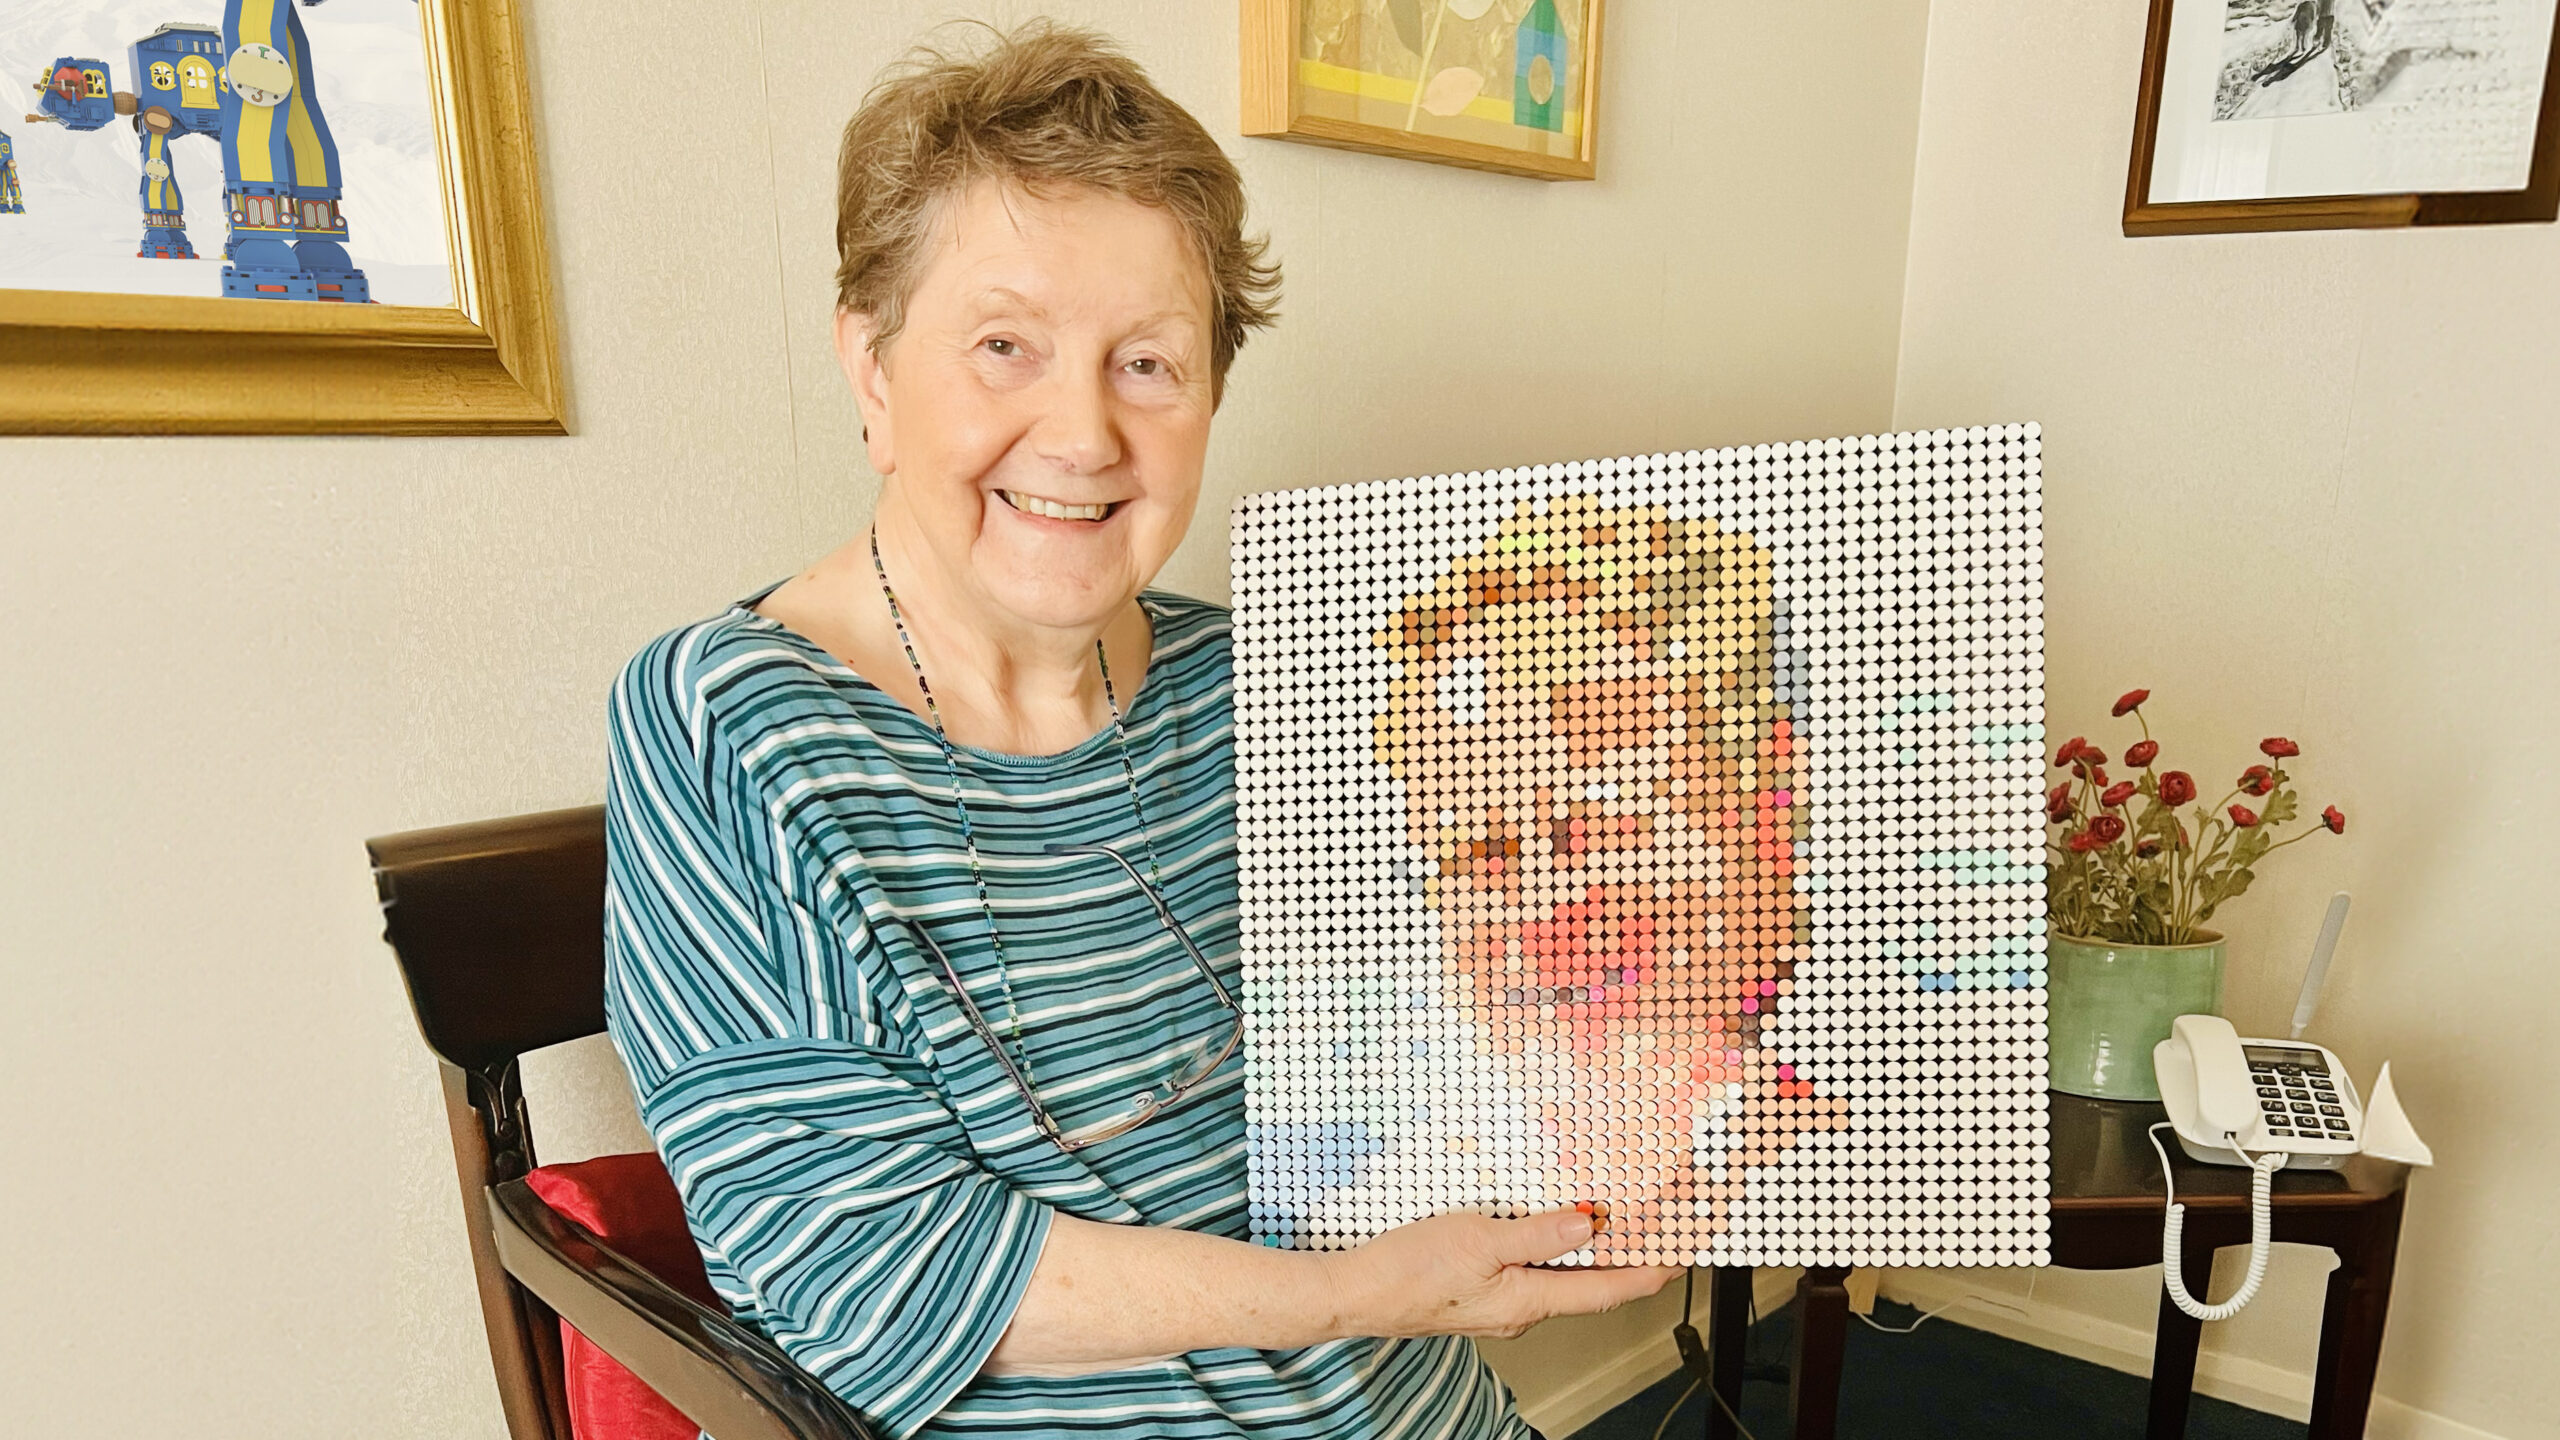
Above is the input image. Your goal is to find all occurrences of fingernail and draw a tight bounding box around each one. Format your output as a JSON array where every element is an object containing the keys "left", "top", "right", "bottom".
[{"left": 1565, "top": 1214, "right": 1594, "bottom": 1241}]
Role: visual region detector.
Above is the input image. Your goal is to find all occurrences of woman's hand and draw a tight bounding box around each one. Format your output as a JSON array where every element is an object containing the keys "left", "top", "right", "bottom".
[
  {"left": 1325, "top": 1208, "right": 1680, "bottom": 1340},
  {"left": 983, "top": 1207, "right": 1677, "bottom": 1373}
]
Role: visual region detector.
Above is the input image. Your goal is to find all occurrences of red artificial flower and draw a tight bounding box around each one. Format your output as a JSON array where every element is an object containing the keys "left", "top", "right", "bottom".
[
  {"left": 2228, "top": 803, "right": 2260, "bottom": 827},
  {"left": 2078, "top": 746, "right": 2109, "bottom": 768},
  {"left": 2159, "top": 771, "right": 2197, "bottom": 806},
  {"left": 2323, "top": 805, "right": 2347, "bottom": 834},
  {"left": 2238, "top": 764, "right": 2276, "bottom": 797},
  {"left": 2046, "top": 783, "right": 2074, "bottom": 822},
  {"left": 2113, "top": 688, "right": 2150, "bottom": 717},
  {"left": 2260, "top": 737, "right": 2301, "bottom": 759},
  {"left": 2089, "top": 814, "right": 2127, "bottom": 844},
  {"left": 2101, "top": 781, "right": 2137, "bottom": 809},
  {"left": 2135, "top": 837, "right": 2163, "bottom": 858},
  {"left": 2054, "top": 737, "right": 2088, "bottom": 767},
  {"left": 2067, "top": 827, "right": 2104, "bottom": 853},
  {"left": 2125, "top": 739, "right": 2159, "bottom": 768}
]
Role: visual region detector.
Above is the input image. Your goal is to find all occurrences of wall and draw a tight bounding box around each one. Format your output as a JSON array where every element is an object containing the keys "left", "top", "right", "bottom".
[
  {"left": 1887, "top": 4, "right": 2559, "bottom": 1437},
  {"left": 0, "top": 2, "right": 1931, "bottom": 1434}
]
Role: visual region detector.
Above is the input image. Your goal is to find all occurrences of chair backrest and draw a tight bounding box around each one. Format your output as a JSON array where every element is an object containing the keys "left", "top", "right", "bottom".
[
  {"left": 372, "top": 805, "right": 609, "bottom": 1073},
  {"left": 370, "top": 805, "right": 609, "bottom": 1440}
]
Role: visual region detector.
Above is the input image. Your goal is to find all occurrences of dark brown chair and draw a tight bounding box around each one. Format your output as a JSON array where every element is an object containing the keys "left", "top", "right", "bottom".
[{"left": 369, "top": 805, "right": 877, "bottom": 1440}]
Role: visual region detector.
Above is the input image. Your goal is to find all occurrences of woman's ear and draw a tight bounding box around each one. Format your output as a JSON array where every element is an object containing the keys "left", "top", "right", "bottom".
[{"left": 833, "top": 308, "right": 894, "bottom": 474}]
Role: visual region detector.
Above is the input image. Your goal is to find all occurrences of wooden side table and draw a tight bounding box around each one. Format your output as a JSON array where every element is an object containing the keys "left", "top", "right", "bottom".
[{"left": 1702, "top": 1092, "right": 2412, "bottom": 1440}]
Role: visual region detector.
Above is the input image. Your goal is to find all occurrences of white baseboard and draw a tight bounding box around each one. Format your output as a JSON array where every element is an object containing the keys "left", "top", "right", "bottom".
[
  {"left": 1517, "top": 1269, "right": 1803, "bottom": 1439},
  {"left": 1875, "top": 1271, "right": 2508, "bottom": 1440}
]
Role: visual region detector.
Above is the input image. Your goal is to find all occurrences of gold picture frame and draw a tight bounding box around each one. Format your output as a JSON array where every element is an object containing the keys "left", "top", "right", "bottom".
[
  {"left": 0, "top": 0, "right": 563, "bottom": 435},
  {"left": 1242, "top": 0, "right": 1605, "bottom": 181}
]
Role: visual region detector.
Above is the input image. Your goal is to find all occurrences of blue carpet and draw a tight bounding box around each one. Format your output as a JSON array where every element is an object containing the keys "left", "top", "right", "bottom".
[{"left": 1569, "top": 1298, "right": 2307, "bottom": 1440}]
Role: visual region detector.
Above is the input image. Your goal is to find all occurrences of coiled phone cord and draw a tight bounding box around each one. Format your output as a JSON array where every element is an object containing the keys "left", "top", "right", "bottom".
[{"left": 2148, "top": 1122, "right": 2286, "bottom": 1321}]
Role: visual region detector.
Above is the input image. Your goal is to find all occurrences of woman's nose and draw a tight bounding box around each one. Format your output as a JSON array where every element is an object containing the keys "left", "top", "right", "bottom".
[{"left": 1031, "top": 367, "right": 1124, "bottom": 476}]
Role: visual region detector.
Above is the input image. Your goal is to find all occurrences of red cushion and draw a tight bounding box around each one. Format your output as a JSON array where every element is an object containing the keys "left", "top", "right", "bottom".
[{"left": 526, "top": 1152, "right": 721, "bottom": 1440}]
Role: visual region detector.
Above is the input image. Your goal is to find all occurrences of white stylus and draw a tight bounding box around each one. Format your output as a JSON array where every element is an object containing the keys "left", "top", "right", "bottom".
[{"left": 2290, "top": 892, "right": 2351, "bottom": 1040}]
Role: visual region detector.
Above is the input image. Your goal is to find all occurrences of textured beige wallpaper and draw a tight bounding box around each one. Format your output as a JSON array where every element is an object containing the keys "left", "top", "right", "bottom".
[
  {"left": 1891, "top": 3, "right": 2557, "bottom": 1436},
  {"left": 0, "top": 2, "right": 1929, "bottom": 1434}
]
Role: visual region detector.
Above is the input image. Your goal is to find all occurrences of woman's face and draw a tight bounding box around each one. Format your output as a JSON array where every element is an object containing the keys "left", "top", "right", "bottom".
[
  {"left": 839, "top": 178, "right": 1217, "bottom": 633},
  {"left": 1371, "top": 508, "right": 1835, "bottom": 1249}
]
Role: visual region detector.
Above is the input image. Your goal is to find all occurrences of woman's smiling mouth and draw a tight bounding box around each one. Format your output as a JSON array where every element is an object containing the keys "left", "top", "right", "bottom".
[{"left": 998, "top": 489, "right": 1121, "bottom": 522}]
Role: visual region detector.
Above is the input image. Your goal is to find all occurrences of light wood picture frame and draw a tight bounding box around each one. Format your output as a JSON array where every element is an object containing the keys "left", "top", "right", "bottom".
[
  {"left": 0, "top": 0, "right": 563, "bottom": 435},
  {"left": 1242, "top": 0, "right": 1605, "bottom": 181},
  {"left": 2125, "top": 0, "right": 2560, "bottom": 236}
]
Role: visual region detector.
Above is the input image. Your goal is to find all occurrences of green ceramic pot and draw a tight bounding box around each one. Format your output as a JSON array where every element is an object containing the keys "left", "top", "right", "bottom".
[{"left": 2045, "top": 931, "right": 2225, "bottom": 1101}]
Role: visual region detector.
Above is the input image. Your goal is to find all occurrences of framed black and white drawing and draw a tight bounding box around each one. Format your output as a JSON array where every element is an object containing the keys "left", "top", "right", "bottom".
[{"left": 2126, "top": 0, "right": 2560, "bottom": 233}]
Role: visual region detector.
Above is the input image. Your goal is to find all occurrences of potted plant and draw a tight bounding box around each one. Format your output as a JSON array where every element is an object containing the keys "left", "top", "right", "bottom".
[{"left": 2043, "top": 689, "right": 2346, "bottom": 1100}]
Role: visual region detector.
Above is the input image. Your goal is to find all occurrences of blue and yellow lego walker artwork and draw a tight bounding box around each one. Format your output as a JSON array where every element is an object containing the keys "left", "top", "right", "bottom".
[{"left": 23, "top": 1, "right": 417, "bottom": 301}]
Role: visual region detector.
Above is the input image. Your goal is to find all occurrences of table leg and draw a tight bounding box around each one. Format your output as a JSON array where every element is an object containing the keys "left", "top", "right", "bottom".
[
  {"left": 2145, "top": 1232, "right": 2217, "bottom": 1440},
  {"left": 1788, "top": 1265, "right": 1851, "bottom": 1440},
  {"left": 2307, "top": 1188, "right": 2404, "bottom": 1440},
  {"left": 1706, "top": 1266, "right": 1752, "bottom": 1440}
]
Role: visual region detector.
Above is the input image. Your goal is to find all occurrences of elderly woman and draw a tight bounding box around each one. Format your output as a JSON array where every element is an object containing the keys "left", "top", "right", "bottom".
[{"left": 602, "top": 22, "right": 1671, "bottom": 1440}]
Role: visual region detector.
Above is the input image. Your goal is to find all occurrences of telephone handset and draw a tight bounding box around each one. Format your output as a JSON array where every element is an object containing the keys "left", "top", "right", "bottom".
[{"left": 2145, "top": 1015, "right": 2313, "bottom": 1322}]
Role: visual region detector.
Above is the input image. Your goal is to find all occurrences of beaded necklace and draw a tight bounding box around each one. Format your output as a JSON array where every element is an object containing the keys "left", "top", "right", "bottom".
[{"left": 868, "top": 526, "right": 1171, "bottom": 1085}]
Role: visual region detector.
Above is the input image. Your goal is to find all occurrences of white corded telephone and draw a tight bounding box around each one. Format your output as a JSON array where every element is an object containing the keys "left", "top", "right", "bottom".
[{"left": 2145, "top": 895, "right": 2433, "bottom": 1321}]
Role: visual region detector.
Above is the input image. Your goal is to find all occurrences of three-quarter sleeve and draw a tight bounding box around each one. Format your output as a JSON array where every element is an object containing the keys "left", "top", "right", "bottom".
[
  {"left": 603, "top": 630, "right": 1054, "bottom": 1439},
  {"left": 641, "top": 1039, "right": 1053, "bottom": 1438}
]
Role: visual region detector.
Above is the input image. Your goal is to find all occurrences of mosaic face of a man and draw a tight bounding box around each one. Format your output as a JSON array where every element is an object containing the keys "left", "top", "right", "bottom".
[{"left": 1371, "top": 498, "right": 1844, "bottom": 1259}]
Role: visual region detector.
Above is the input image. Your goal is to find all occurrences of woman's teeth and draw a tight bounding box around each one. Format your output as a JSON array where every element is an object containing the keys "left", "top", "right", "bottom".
[{"left": 1001, "top": 490, "right": 1112, "bottom": 522}]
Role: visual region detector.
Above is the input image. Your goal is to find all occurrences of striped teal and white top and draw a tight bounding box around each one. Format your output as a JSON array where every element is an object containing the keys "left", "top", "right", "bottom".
[{"left": 603, "top": 589, "right": 1528, "bottom": 1440}]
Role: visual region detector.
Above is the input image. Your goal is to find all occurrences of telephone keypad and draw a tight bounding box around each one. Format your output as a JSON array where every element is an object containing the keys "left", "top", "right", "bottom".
[{"left": 2238, "top": 1042, "right": 2361, "bottom": 1147}]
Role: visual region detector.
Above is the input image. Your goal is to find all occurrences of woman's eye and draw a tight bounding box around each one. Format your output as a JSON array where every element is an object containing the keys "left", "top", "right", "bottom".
[
  {"left": 982, "top": 337, "right": 1017, "bottom": 357},
  {"left": 1126, "top": 357, "right": 1162, "bottom": 377}
]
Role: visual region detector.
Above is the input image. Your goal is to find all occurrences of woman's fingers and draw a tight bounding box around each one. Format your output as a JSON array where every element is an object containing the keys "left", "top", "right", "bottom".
[
  {"left": 1507, "top": 1262, "right": 1682, "bottom": 1321},
  {"left": 1339, "top": 1209, "right": 1681, "bottom": 1339},
  {"left": 1482, "top": 1207, "right": 1599, "bottom": 1267}
]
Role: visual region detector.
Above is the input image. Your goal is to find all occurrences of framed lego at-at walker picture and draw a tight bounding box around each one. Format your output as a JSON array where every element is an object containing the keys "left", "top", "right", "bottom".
[
  {"left": 0, "top": 0, "right": 560, "bottom": 434},
  {"left": 1242, "top": 0, "right": 1605, "bottom": 180}
]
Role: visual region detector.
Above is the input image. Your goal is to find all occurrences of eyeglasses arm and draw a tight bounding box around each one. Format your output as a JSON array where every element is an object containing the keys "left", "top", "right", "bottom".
[{"left": 1044, "top": 842, "right": 1240, "bottom": 1012}]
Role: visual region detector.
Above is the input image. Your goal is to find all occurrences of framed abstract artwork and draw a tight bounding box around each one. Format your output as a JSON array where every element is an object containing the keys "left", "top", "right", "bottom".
[
  {"left": 2127, "top": 0, "right": 2560, "bottom": 234},
  {"left": 0, "top": 0, "right": 561, "bottom": 434},
  {"left": 1231, "top": 428, "right": 2055, "bottom": 1267},
  {"left": 1241, "top": 0, "right": 1605, "bottom": 180}
]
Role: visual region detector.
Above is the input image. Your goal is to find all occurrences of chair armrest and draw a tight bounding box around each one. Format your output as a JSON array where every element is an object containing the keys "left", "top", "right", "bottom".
[{"left": 487, "top": 1178, "right": 880, "bottom": 1440}]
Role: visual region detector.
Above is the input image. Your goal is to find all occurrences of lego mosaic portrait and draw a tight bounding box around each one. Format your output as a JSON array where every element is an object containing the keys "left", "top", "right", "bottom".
[{"left": 1231, "top": 426, "right": 2054, "bottom": 1267}]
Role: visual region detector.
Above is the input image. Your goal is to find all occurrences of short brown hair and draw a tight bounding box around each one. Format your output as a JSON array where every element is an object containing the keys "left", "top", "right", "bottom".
[{"left": 834, "top": 21, "right": 1281, "bottom": 385}]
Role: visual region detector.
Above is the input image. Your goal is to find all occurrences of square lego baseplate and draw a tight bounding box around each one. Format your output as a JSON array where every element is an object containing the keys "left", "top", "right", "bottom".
[{"left": 1230, "top": 426, "right": 2054, "bottom": 1267}]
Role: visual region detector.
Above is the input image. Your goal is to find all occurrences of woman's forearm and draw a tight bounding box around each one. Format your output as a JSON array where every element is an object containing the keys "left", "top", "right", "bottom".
[
  {"left": 983, "top": 1213, "right": 1349, "bottom": 1374},
  {"left": 982, "top": 1205, "right": 1661, "bottom": 1377}
]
